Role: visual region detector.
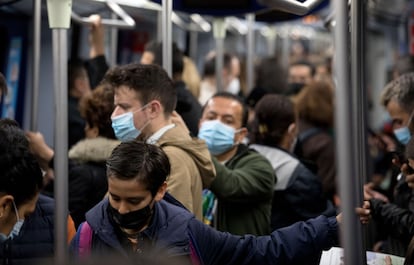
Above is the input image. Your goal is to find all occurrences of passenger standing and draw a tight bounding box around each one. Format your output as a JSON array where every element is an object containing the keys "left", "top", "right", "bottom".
[
  {"left": 68, "top": 15, "right": 109, "bottom": 149},
  {"left": 70, "top": 140, "right": 370, "bottom": 264},
  {"left": 198, "top": 92, "right": 275, "bottom": 235},
  {"left": 0, "top": 119, "right": 74, "bottom": 264},
  {"left": 249, "top": 94, "right": 336, "bottom": 231},
  {"left": 67, "top": 83, "right": 120, "bottom": 228},
  {"left": 292, "top": 81, "right": 337, "bottom": 204},
  {"left": 105, "top": 63, "right": 215, "bottom": 221},
  {"left": 140, "top": 41, "right": 202, "bottom": 136}
]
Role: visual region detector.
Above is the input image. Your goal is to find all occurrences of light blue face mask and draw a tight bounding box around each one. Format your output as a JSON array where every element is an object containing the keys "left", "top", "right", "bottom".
[
  {"left": 0, "top": 200, "right": 24, "bottom": 243},
  {"left": 394, "top": 126, "right": 411, "bottom": 145},
  {"left": 111, "top": 105, "right": 149, "bottom": 142},
  {"left": 198, "top": 120, "right": 240, "bottom": 156}
]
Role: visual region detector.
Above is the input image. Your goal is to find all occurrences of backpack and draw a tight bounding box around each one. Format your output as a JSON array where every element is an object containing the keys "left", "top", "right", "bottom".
[{"left": 293, "top": 127, "right": 323, "bottom": 174}]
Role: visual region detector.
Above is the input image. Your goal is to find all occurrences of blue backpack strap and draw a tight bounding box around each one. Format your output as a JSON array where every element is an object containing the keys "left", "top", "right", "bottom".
[
  {"left": 188, "top": 229, "right": 203, "bottom": 265},
  {"left": 78, "top": 222, "right": 93, "bottom": 258}
]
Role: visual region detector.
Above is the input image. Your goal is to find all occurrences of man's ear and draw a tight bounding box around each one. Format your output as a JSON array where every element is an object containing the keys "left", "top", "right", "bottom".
[
  {"left": 0, "top": 195, "right": 14, "bottom": 218},
  {"left": 154, "top": 182, "right": 167, "bottom": 202},
  {"left": 287, "top": 123, "right": 297, "bottom": 136},
  {"left": 147, "top": 100, "right": 162, "bottom": 119}
]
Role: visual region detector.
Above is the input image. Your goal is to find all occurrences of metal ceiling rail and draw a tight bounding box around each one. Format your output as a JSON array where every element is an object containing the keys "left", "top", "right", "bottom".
[
  {"left": 257, "top": 0, "right": 325, "bottom": 16},
  {"left": 71, "top": 0, "right": 135, "bottom": 29}
]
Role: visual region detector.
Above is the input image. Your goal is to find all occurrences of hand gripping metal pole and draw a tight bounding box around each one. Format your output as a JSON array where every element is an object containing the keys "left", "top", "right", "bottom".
[{"left": 71, "top": 0, "right": 135, "bottom": 29}]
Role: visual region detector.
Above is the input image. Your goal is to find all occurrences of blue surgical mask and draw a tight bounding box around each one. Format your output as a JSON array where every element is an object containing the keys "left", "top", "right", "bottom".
[
  {"left": 111, "top": 105, "right": 149, "bottom": 141},
  {"left": 198, "top": 120, "right": 240, "bottom": 156},
  {"left": 394, "top": 126, "right": 411, "bottom": 145},
  {"left": 0, "top": 200, "right": 24, "bottom": 243}
]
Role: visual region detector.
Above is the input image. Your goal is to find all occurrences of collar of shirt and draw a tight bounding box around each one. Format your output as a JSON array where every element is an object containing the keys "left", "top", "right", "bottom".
[{"left": 146, "top": 124, "right": 176, "bottom": 144}]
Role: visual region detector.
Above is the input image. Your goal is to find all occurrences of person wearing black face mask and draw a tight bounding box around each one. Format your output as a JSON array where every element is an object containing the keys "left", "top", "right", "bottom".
[
  {"left": 286, "top": 60, "right": 315, "bottom": 96},
  {"left": 70, "top": 140, "right": 371, "bottom": 264}
]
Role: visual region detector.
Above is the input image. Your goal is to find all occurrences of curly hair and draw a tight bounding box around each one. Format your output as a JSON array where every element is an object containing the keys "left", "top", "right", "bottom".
[
  {"left": 293, "top": 81, "right": 334, "bottom": 128},
  {"left": 79, "top": 83, "right": 116, "bottom": 139}
]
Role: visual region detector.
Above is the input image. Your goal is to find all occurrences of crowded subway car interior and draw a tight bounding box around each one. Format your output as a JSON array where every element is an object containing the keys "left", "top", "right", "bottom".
[{"left": 1, "top": 0, "right": 414, "bottom": 264}]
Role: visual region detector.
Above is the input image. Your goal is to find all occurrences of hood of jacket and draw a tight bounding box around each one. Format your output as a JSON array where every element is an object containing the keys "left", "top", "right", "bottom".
[
  {"left": 68, "top": 137, "right": 120, "bottom": 162},
  {"left": 157, "top": 124, "right": 216, "bottom": 188}
]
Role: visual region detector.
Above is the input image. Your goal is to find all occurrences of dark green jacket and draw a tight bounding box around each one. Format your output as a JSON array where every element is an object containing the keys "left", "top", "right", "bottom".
[{"left": 210, "top": 144, "right": 275, "bottom": 235}]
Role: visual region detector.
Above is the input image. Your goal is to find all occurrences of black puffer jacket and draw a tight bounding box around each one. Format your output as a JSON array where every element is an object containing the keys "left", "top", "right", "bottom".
[{"left": 0, "top": 195, "right": 54, "bottom": 265}]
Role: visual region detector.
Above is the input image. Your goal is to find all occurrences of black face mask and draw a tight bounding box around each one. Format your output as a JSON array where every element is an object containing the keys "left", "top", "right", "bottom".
[
  {"left": 286, "top": 82, "right": 305, "bottom": 96},
  {"left": 107, "top": 202, "right": 153, "bottom": 231}
]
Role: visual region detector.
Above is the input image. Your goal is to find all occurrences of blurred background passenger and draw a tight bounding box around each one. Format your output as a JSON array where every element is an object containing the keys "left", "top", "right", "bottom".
[
  {"left": 249, "top": 94, "right": 336, "bottom": 231},
  {"left": 292, "top": 81, "right": 337, "bottom": 205}
]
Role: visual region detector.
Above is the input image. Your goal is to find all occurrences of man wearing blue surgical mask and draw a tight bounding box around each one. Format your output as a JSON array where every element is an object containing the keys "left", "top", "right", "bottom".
[
  {"left": 104, "top": 64, "right": 215, "bottom": 221},
  {"left": 0, "top": 118, "right": 64, "bottom": 263},
  {"left": 198, "top": 92, "right": 275, "bottom": 236},
  {"left": 375, "top": 72, "right": 414, "bottom": 256}
]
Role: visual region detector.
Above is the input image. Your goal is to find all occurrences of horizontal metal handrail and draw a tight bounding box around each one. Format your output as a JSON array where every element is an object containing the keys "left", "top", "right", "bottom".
[
  {"left": 257, "top": 0, "right": 325, "bottom": 16},
  {"left": 71, "top": 0, "right": 135, "bottom": 29}
]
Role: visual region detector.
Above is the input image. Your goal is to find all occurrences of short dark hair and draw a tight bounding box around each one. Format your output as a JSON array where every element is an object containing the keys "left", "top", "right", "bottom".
[
  {"left": 0, "top": 119, "right": 43, "bottom": 207},
  {"left": 249, "top": 94, "right": 295, "bottom": 147},
  {"left": 103, "top": 64, "right": 177, "bottom": 115},
  {"left": 106, "top": 141, "right": 170, "bottom": 196},
  {"left": 0, "top": 72, "right": 7, "bottom": 96},
  {"left": 207, "top": 92, "right": 248, "bottom": 127},
  {"left": 144, "top": 41, "right": 184, "bottom": 75}
]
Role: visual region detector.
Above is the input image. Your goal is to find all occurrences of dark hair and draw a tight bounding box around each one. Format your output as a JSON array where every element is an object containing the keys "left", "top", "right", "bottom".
[
  {"left": 207, "top": 92, "right": 248, "bottom": 127},
  {"left": 144, "top": 41, "right": 184, "bottom": 75},
  {"left": 103, "top": 64, "right": 177, "bottom": 115},
  {"left": 202, "top": 57, "right": 216, "bottom": 77},
  {"left": 0, "top": 72, "right": 7, "bottom": 96},
  {"left": 79, "top": 82, "right": 116, "bottom": 139},
  {"left": 68, "top": 58, "right": 87, "bottom": 91},
  {"left": 249, "top": 94, "right": 295, "bottom": 147},
  {"left": 290, "top": 60, "right": 316, "bottom": 77},
  {"left": 106, "top": 141, "right": 170, "bottom": 196},
  {"left": 254, "top": 56, "right": 288, "bottom": 95},
  {"left": 0, "top": 119, "right": 43, "bottom": 207}
]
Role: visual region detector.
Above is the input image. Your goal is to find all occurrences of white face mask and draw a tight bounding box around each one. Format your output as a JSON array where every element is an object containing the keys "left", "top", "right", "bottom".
[{"left": 0, "top": 200, "right": 24, "bottom": 242}]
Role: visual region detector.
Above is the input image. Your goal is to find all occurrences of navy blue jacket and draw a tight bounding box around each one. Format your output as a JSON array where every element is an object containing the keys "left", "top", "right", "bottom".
[
  {"left": 0, "top": 195, "right": 54, "bottom": 265},
  {"left": 71, "top": 196, "right": 339, "bottom": 265}
]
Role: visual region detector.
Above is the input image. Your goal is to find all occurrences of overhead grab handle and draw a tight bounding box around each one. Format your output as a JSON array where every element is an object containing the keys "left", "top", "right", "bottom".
[
  {"left": 257, "top": 0, "right": 325, "bottom": 16},
  {"left": 71, "top": 0, "right": 135, "bottom": 29}
]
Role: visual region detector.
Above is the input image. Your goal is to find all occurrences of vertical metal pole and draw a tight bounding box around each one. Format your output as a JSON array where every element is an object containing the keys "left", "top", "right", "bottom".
[
  {"left": 189, "top": 30, "right": 198, "bottom": 61},
  {"left": 46, "top": 0, "right": 71, "bottom": 262},
  {"left": 267, "top": 27, "right": 277, "bottom": 56},
  {"left": 157, "top": 11, "right": 163, "bottom": 42},
  {"left": 246, "top": 13, "right": 255, "bottom": 95},
  {"left": 52, "top": 29, "right": 69, "bottom": 264},
  {"left": 351, "top": 0, "right": 369, "bottom": 191},
  {"left": 334, "top": 0, "right": 366, "bottom": 264},
  {"left": 110, "top": 13, "right": 118, "bottom": 66},
  {"left": 162, "top": 0, "right": 172, "bottom": 77},
  {"left": 213, "top": 18, "right": 226, "bottom": 92},
  {"left": 31, "top": 0, "right": 41, "bottom": 131}
]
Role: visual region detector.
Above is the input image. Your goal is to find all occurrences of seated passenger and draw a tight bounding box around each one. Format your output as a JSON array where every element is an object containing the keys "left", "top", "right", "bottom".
[
  {"left": 70, "top": 140, "right": 370, "bottom": 264},
  {"left": 249, "top": 94, "right": 336, "bottom": 230}
]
